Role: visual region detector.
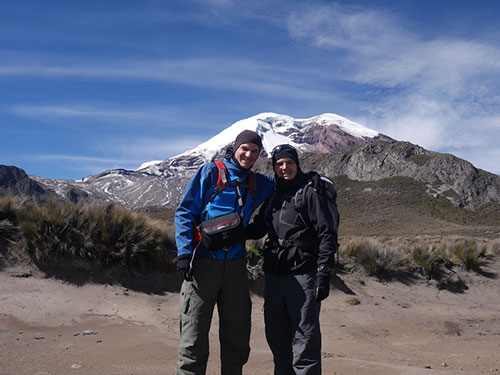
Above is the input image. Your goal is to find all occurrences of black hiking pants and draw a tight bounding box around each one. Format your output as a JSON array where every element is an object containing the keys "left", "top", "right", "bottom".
[{"left": 264, "top": 272, "right": 322, "bottom": 375}]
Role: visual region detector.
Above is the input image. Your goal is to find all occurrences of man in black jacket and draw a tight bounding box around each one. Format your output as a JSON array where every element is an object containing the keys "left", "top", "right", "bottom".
[{"left": 247, "top": 144, "right": 338, "bottom": 375}]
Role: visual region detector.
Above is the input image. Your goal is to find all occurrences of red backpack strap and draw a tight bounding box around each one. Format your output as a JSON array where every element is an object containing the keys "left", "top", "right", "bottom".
[
  {"left": 201, "top": 161, "right": 228, "bottom": 212},
  {"left": 214, "top": 161, "right": 228, "bottom": 191},
  {"left": 248, "top": 170, "right": 256, "bottom": 196}
]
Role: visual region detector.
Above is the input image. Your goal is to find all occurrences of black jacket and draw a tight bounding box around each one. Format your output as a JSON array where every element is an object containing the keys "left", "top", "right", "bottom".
[{"left": 247, "top": 173, "right": 337, "bottom": 275}]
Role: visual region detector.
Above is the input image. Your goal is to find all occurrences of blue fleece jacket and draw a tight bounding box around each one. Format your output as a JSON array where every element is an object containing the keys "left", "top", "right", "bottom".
[{"left": 175, "top": 158, "right": 275, "bottom": 260}]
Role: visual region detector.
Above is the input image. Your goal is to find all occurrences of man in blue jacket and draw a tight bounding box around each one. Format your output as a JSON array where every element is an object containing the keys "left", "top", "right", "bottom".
[{"left": 175, "top": 130, "right": 275, "bottom": 375}]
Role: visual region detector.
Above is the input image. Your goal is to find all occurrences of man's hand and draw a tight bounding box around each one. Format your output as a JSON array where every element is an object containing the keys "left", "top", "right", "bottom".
[
  {"left": 315, "top": 268, "right": 331, "bottom": 302},
  {"left": 177, "top": 255, "right": 193, "bottom": 281}
]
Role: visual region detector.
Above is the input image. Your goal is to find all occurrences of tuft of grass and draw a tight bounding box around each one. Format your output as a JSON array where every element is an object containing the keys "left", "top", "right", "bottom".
[
  {"left": 407, "top": 154, "right": 432, "bottom": 166},
  {"left": 486, "top": 239, "right": 500, "bottom": 256},
  {"left": 0, "top": 196, "right": 24, "bottom": 242},
  {"left": 445, "top": 240, "right": 485, "bottom": 271},
  {"left": 345, "top": 297, "right": 361, "bottom": 305},
  {"left": 409, "top": 246, "right": 441, "bottom": 279},
  {"left": 10, "top": 200, "right": 176, "bottom": 273},
  {"left": 342, "top": 239, "right": 408, "bottom": 279}
]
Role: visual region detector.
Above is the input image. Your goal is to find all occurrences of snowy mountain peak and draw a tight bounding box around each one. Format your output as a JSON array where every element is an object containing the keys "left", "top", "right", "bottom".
[
  {"left": 174, "top": 112, "right": 381, "bottom": 159},
  {"left": 137, "top": 112, "right": 392, "bottom": 177}
]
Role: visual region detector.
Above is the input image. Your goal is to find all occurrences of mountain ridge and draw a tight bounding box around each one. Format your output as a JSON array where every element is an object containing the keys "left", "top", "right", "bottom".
[{"left": 2, "top": 113, "right": 499, "bottom": 214}]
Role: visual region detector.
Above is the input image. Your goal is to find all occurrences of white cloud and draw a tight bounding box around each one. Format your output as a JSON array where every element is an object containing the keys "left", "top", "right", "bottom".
[
  {"left": 285, "top": 2, "right": 500, "bottom": 175},
  {"left": 11, "top": 104, "right": 182, "bottom": 125},
  {"left": 0, "top": 57, "right": 334, "bottom": 101},
  {"left": 103, "top": 137, "right": 206, "bottom": 163}
]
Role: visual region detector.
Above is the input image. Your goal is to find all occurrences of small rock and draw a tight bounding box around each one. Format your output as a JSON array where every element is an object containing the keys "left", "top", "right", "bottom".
[
  {"left": 82, "top": 330, "right": 97, "bottom": 335},
  {"left": 71, "top": 364, "right": 82, "bottom": 369},
  {"left": 442, "top": 362, "right": 448, "bottom": 367},
  {"left": 10, "top": 270, "right": 33, "bottom": 278}
]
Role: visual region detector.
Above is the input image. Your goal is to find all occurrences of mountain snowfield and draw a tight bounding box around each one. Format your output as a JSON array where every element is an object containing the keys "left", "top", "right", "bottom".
[{"left": 138, "top": 112, "right": 385, "bottom": 174}]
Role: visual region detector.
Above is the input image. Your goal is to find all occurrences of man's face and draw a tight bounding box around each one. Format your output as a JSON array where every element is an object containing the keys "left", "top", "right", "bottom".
[
  {"left": 274, "top": 157, "right": 297, "bottom": 180},
  {"left": 234, "top": 143, "right": 260, "bottom": 169}
]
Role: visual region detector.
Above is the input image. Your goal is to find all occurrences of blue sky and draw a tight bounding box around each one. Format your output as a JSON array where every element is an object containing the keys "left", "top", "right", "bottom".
[{"left": 2, "top": 0, "right": 500, "bottom": 180}]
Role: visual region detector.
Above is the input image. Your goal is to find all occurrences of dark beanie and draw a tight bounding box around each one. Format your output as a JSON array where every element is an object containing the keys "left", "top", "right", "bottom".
[
  {"left": 234, "top": 130, "right": 263, "bottom": 151},
  {"left": 271, "top": 144, "right": 300, "bottom": 168}
]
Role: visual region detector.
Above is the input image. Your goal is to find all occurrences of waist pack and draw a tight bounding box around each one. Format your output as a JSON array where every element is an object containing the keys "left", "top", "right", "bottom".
[{"left": 198, "top": 212, "right": 245, "bottom": 250}]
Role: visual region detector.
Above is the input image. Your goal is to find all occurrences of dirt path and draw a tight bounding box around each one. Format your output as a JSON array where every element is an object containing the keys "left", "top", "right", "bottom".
[{"left": 1, "top": 259, "right": 500, "bottom": 375}]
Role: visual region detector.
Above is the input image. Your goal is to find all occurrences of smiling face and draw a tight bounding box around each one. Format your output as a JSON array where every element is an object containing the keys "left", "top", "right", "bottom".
[
  {"left": 234, "top": 143, "right": 260, "bottom": 170},
  {"left": 273, "top": 156, "right": 298, "bottom": 180}
]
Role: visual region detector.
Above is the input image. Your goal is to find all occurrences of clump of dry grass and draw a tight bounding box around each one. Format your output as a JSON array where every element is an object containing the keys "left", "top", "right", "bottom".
[
  {"left": 342, "top": 239, "right": 409, "bottom": 280},
  {"left": 486, "top": 239, "right": 500, "bottom": 256},
  {"left": 337, "top": 235, "right": 497, "bottom": 285},
  {"left": 1, "top": 197, "right": 177, "bottom": 274},
  {"left": 442, "top": 239, "right": 485, "bottom": 271},
  {"left": 408, "top": 246, "right": 441, "bottom": 279}
]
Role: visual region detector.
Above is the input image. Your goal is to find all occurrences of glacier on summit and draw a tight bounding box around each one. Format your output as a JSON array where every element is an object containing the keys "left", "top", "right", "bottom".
[
  {"left": 139, "top": 112, "right": 391, "bottom": 178},
  {"left": 30, "top": 112, "right": 393, "bottom": 209}
]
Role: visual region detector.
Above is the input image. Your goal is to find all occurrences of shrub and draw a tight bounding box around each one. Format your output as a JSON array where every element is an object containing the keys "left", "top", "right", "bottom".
[
  {"left": 485, "top": 239, "right": 500, "bottom": 256},
  {"left": 409, "top": 246, "right": 441, "bottom": 278},
  {"left": 0, "top": 196, "right": 23, "bottom": 242},
  {"left": 14, "top": 200, "right": 89, "bottom": 266},
  {"left": 13, "top": 200, "right": 176, "bottom": 273},
  {"left": 343, "top": 239, "right": 408, "bottom": 279},
  {"left": 444, "top": 239, "right": 485, "bottom": 271}
]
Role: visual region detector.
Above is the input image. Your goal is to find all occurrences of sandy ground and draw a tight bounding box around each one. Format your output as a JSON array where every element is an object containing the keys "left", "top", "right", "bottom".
[{"left": 1, "top": 259, "right": 500, "bottom": 375}]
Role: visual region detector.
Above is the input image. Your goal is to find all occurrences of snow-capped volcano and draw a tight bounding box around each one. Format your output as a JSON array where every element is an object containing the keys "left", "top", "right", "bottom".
[
  {"left": 30, "top": 112, "right": 393, "bottom": 209},
  {"left": 140, "top": 112, "right": 391, "bottom": 177}
]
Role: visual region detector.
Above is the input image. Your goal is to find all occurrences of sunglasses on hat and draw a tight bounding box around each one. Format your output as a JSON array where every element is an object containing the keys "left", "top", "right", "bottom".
[{"left": 271, "top": 144, "right": 297, "bottom": 157}]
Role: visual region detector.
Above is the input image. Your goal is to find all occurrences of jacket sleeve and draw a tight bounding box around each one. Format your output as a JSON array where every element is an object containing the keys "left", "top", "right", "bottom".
[
  {"left": 174, "top": 163, "right": 218, "bottom": 258},
  {"left": 253, "top": 172, "right": 275, "bottom": 207},
  {"left": 246, "top": 198, "right": 271, "bottom": 240},
  {"left": 305, "top": 187, "right": 337, "bottom": 268}
]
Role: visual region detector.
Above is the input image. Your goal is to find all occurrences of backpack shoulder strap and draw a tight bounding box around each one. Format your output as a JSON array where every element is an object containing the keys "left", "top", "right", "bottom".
[
  {"left": 214, "top": 160, "right": 228, "bottom": 188},
  {"left": 201, "top": 161, "right": 228, "bottom": 210},
  {"left": 248, "top": 171, "right": 255, "bottom": 194},
  {"left": 293, "top": 183, "right": 309, "bottom": 210}
]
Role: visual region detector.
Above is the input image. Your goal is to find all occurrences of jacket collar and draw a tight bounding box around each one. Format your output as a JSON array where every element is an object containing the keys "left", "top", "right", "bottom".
[{"left": 225, "top": 157, "right": 251, "bottom": 178}]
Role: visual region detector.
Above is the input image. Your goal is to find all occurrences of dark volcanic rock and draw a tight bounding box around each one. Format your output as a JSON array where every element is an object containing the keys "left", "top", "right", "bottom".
[{"left": 0, "top": 165, "right": 47, "bottom": 197}]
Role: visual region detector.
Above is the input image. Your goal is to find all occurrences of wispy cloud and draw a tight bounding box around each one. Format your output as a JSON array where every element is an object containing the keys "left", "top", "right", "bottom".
[
  {"left": 28, "top": 137, "right": 208, "bottom": 179},
  {"left": 11, "top": 104, "right": 184, "bottom": 125},
  {"left": 0, "top": 56, "right": 335, "bottom": 101},
  {"left": 101, "top": 137, "right": 207, "bottom": 161},
  {"left": 286, "top": 3, "right": 500, "bottom": 157}
]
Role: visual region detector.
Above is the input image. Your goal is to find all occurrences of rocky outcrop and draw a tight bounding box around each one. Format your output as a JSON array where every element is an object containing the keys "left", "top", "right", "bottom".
[
  {"left": 0, "top": 165, "right": 47, "bottom": 199},
  {"left": 298, "top": 141, "right": 500, "bottom": 210}
]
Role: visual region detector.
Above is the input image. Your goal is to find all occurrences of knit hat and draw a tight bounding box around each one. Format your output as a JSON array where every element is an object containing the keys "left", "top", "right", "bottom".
[
  {"left": 271, "top": 144, "right": 300, "bottom": 168},
  {"left": 233, "top": 130, "right": 263, "bottom": 152}
]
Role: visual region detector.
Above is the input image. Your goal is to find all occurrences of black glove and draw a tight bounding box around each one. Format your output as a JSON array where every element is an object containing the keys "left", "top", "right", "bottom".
[
  {"left": 315, "top": 270, "right": 331, "bottom": 302},
  {"left": 177, "top": 255, "right": 193, "bottom": 281}
]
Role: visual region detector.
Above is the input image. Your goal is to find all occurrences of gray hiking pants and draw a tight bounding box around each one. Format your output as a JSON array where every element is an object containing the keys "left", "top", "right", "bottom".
[
  {"left": 176, "top": 257, "right": 251, "bottom": 375},
  {"left": 264, "top": 272, "right": 322, "bottom": 375}
]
